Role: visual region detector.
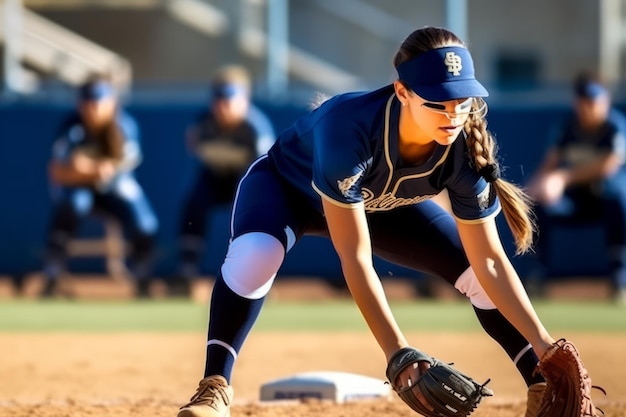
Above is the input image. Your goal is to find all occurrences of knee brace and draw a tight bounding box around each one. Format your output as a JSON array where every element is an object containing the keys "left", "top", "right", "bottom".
[
  {"left": 221, "top": 232, "right": 285, "bottom": 299},
  {"left": 454, "top": 267, "right": 496, "bottom": 310}
]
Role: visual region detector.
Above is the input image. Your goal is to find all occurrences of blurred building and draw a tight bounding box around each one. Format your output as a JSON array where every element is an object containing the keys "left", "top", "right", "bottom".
[
  {"left": 1, "top": 0, "right": 625, "bottom": 285},
  {"left": 1, "top": 0, "right": 626, "bottom": 104}
]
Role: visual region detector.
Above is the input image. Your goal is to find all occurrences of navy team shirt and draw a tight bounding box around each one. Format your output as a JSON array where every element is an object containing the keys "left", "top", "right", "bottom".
[
  {"left": 553, "top": 108, "right": 626, "bottom": 194},
  {"left": 51, "top": 110, "right": 142, "bottom": 191},
  {"left": 268, "top": 85, "right": 501, "bottom": 223},
  {"left": 192, "top": 104, "right": 276, "bottom": 170}
]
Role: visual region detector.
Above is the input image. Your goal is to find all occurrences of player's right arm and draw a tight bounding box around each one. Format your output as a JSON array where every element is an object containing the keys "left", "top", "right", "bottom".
[
  {"left": 310, "top": 94, "right": 410, "bottom": 360},
  {"left": 321, "top": 198, "right": 408, "bottom": 359},
  {"left": 48, "top": 131, "right": 104, "bottom": 186},
  {"left": 322, "top": 198, "right": 424, "bottom": 391},
  {"left": 48, "top": 153, "right": 105, "bottom": 186},
  {"left": 525, "top": 148, "right": 561, "bottom": 203},
  {"left": 457, "top": 217, "right": 553, "bottom": 358}
]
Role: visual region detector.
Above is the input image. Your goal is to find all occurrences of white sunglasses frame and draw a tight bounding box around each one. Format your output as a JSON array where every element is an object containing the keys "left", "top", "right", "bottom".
[{"left": 420, "top": 97, "right": 488, "bottom": 119}]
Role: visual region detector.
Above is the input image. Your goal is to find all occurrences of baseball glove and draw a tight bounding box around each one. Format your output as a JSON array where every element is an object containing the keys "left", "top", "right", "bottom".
[
  {"left": 536, "top": 338, "right": 605, "bottom": 417},
  {"left": 386, "top": 347, "right": 493, "bottom": 417}
]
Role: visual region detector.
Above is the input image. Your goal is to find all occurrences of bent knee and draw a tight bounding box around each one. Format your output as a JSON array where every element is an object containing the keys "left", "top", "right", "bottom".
[{"left": 222, "top": 232, "right": 285, "bottom": 299}]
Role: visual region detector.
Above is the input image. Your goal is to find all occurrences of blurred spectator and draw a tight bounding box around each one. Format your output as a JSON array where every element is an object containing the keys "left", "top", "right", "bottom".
[
  {"left": 42, "top": 77, "right": 159, "bottom": 298},
  {"left": 526, "top": 71, "right": 626, "bottom": 303},
  {"left": 173, "top": 65, "right": 276, "bottom": 295}
]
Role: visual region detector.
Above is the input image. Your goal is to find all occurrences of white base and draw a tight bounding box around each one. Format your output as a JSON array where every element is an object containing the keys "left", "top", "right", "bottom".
[{"left": 260, "top": 371, "right": 391, "bottom": 403}]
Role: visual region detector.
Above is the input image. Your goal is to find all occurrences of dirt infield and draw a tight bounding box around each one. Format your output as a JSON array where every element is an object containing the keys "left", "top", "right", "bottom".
[
  {"left": 0, "top": 276, "right": 623, "bottom": 416},
  {"left": 0, "top": 330, "right": 623, "bottom": 417}
]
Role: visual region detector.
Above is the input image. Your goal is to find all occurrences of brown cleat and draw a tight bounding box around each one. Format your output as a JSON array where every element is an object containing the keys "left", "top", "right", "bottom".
[{"left": 178, "top": 375, "right": 233, "bottom": 417}]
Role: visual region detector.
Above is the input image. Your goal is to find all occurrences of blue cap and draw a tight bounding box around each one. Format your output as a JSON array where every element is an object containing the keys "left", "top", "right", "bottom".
[
  {"left": 396, "top": 46, "right": 489, "bottom": 102},
  {"left": 79, "top": 81, "right": 115, "bottom": 101},
  {"left": 574, "top": 80, "right": 607, "bottom": 100},
  {"left": 212, "top": 83, "right": 248, "bottom": 100}
]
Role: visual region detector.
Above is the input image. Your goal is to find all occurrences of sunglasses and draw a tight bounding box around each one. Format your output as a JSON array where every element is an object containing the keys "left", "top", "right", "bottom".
[{"left": 420, "top": 97, "right": 488, "bottom": 119}]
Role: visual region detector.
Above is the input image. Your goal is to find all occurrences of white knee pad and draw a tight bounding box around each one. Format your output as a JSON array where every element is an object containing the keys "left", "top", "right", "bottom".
[
  {"left": 454, "top": 267, "right": 496, "bottom": 310},
  {"left": 221, "top": 232, "right": 285, "bottom": 299}
]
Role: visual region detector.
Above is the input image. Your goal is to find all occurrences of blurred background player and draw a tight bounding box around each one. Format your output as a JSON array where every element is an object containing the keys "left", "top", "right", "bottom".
[
  {"left": 526, "top": 71, "right": 626, "bottom": 303},
  {"left": 41, "top": 77, "right": 159, "bottom": 298},
  {"left": 173, "top": 65, "right": 276, "bottom": 296}
]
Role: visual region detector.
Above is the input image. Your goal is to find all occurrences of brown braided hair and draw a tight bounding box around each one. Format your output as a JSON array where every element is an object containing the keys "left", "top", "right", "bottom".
[
  {"left": 91, "top": 122, "right": 125, "bottom": 161},
  {"left": 393, "top": 27, "right": 535, "bottom": 254}
]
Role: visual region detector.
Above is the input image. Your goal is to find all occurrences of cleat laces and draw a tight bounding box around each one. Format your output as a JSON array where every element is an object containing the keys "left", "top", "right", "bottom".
[{"left": 181, "top": 377, "right": 231, "bottom": 411}]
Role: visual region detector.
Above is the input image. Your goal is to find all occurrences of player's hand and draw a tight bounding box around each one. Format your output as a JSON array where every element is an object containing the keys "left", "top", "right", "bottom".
[
  {"left": 71, "top": 153, "right": 98, "bottom": 174},
  {"left": 96, "top": 160, "right": 117, "bottom": 182},
  {"left": 386, "top": 347, "right": 493, "bottom": 416},
  {"left": 541, "top": 171, "right": 567, "bottom": 205},
  {"left": 528, "top": 171, "right": 567, "bottom": 205},
  {"left": 393, "top": 357, "right": 432, "bottom": 407}
]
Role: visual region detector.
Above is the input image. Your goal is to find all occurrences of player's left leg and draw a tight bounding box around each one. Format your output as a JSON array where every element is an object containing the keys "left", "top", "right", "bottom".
[
  {"left": 367, "top": 202, "right": 546, "bottom": 402},
  {"left": 177, "top": 157, "right": 320, "bottom": 417},
  {"left": 42, "top": 187, "right": 95, "bottom": 297},
  {"left": 103, "top": 177, "right": 159, "bottom": 297}
]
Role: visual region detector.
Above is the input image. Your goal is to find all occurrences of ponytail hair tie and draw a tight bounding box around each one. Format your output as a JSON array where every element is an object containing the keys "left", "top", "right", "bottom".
[{"left": 478, "top": 164, "right": 500, "bottom": 183}]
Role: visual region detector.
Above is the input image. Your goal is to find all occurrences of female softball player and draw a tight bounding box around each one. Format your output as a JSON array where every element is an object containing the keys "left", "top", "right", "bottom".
[
  {"left": 43, "top": 78, "right": 159, "bottom": 298},
  {"left": 177, "top": 27, "right": 596, "bottom": 417}
]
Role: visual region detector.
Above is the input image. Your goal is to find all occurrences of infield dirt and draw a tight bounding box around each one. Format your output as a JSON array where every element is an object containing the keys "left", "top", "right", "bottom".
[
  {"left": 1, "top": 277, "right": 624, "bottom": 417},
  {"left": 0, "top": 330, "right": 623, "bottom": 417}
]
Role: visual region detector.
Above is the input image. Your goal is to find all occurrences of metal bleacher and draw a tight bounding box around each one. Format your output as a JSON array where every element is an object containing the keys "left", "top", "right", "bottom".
[{"left": 0, "top": 1, "right": 131, "bottom": 93}]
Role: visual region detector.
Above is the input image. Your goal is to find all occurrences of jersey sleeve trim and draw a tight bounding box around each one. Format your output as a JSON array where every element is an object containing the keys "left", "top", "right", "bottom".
[
  {"left": 452, "top": 206, "right": 501, "bottom": 224},
  {"left": 380, "top": 94, "right": 396, "bottom": 194},
  {"left": 313, "top": 182, "right": 364, "bottom": 210}
]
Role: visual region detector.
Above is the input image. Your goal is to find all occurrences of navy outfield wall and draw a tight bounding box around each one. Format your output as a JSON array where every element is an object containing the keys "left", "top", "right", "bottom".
[
  {"left": 0, "top": 98, "right": 348, "bottom": 282},
  {"left": 0, "top": 97, "right": 621, "bottom": 282}
]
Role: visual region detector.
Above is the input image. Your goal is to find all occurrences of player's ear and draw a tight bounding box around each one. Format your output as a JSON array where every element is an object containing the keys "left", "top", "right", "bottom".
[{"left": 393, "top": 80, "right": 410, "bottom": 106}]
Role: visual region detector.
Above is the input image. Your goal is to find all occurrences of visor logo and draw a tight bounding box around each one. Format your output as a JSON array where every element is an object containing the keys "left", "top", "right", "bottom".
[{"left": 444, "top": 52, "right": 463, "bottom": 76}]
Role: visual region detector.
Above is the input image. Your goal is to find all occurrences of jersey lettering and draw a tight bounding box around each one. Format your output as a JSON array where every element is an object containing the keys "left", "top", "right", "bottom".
[{"left": 362, "top": 189, "right": 437, "bottom": 211}]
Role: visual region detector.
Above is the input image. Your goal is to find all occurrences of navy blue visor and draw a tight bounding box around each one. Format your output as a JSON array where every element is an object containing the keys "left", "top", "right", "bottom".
[{"left": 397, "top": 46, "right": 488, "bottom": 102}]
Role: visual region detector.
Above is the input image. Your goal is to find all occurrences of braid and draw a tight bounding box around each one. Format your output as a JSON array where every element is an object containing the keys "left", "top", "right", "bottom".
[
  {"left": 392, "top": 27, "right": 535, "bottom": 253},
  {"left": 464, "top": 111, "right": 494, "bottom": 168},
  {"left": 464, "top": 104, "right": 536, "bottom": 255}
]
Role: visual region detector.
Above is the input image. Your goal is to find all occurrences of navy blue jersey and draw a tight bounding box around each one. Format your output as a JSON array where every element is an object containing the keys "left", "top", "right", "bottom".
[
  {"left": 51, "top": 110, "right": 142, "bottom": 189},
  {"left": 191, "top": 104, "right": 275, "bottom": 174},
  {"left": 268, "top": 85, "right": 500, "bottom": 223},
  {"left": 553, "top": 108, "right": 626, "bottom": 167}
]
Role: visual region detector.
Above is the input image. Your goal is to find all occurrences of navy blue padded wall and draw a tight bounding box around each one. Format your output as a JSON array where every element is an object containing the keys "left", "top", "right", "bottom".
[{"left": 1, "top": 98, "right": 623, "bottom": 282}]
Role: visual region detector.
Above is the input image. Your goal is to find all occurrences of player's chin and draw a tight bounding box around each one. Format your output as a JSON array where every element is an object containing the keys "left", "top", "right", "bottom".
[{"left": 434, "top": 130, "right": 462, "bottom": 145}]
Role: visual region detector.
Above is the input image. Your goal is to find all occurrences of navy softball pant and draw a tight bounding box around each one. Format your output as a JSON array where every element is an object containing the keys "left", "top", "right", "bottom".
[
  {"left": 229, "top": 157, "right": 470, "bottom": 286},
  {"left": 45, "top": 177, "right": 158, "bottom": 276}
]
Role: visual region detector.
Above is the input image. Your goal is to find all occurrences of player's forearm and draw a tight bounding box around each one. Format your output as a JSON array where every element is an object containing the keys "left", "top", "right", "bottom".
[
  {"left": 457, "top": 222, "right": 553, "bottom": 357},
  {"left": 48, "top": 163, "right": 99, "bottom": 185},
  {"left": 341, "top": 262, "right": 408, "bottom": 360},
  {"left": 562, "top": 155, "right": 621, "bottom": 185},
  {"left": 322, "top": 199, "right": 407, "bottom": 359}
]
